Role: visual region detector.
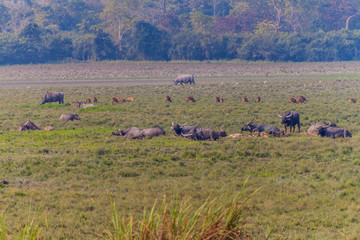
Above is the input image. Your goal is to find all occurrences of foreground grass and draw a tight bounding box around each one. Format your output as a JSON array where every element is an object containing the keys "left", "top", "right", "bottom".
[
  {"left": 0, "top": 189, "right": 255, "bottom": 240},
  {"left": 1, "top": 62, "right": 360, "bottom": 238}
]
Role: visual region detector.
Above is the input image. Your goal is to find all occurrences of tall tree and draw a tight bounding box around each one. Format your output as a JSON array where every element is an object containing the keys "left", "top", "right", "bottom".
[
  {"left": 0, "top": 4, "right": 11, "bottom": 32},
  {"left": 100, "top": 0, "right": 139, "bottom": 47},
  {"left": 122, "top": 21, "right": 170, "bottom": 60}
]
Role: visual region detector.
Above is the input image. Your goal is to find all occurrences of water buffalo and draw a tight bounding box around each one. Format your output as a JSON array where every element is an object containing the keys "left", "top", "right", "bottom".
[
  {"left": 174, "top": 74, "right": 195, "bottom": 85},
  {"left": 278, "top": 111, "right": 300, "bottom": 133},
  {"left": 242, "top": 97, "right": 248, "bottom": 103},
  {"left": 217, "top": 130, "right": 227, "bottom": 137},
  {"left": 85, "top": 98, "right": 91, "bottom": 103},
  {"left": 59, "top": 113, "right": 80, "bottom": 121},
  {"left": 112, "top": 127, "right": 165, "bottom": 139},
  {"left": 171, "top": 122, "right": 197, "bottom": 136},
  {"left": 112, "top": 127, "right": 143, "bottom": 139},
  {"left": 93, "top": 97, "right": 98, "bottom": 103},
  {"left": 256, "top": 97, "right": 261, "bottom": 103},
  {"left": 181, "top": 127, "right": 219, "bottom": 141},
  {"left": 241, "top": 119, "right": 280, "bottom": 132},
  {"left": 40, "top": 92, "right": 64, "bottom": 105},
  {"left": 308, "top": 121, "right": 352, "bottom": 138},
  {"left": 220, "top": 98, "right": 224, "bottom": 103},
  {"left": 319, "top": 127, "right": 352, "bottom": 138},
  {"left": 126, "top": 97, "right": 135, "bottom": 102},
  {"left": 215, "top": 97, "right": 220, "bottom": 102}
]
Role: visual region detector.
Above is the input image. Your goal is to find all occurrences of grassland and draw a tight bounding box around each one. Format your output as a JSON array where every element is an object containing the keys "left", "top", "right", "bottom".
[{"left": 1, "top": 61, "right": 360, "bottom": 239}]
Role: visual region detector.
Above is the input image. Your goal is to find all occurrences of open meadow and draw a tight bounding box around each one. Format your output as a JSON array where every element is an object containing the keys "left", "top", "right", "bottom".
[{"left": 2, "top": 61, "right": 360, "bottom": 239}]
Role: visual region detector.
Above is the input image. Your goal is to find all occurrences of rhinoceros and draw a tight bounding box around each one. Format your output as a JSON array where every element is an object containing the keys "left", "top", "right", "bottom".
[
  {"left": 59, "top": 113, "right": 80, "bottom": 121},
  {"left": 41, "top": 92, "right": 64, "bottom": 104},
  {"left": 173, "top": 74, "right": 195, "bottom": 85}
]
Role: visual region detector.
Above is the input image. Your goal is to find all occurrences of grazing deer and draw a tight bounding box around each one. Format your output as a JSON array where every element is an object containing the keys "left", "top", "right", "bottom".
[
  {"left": 165, "top": 96, "right": 172, "bottom": 102},
  {"left": 349, "top": 98, "right": 357, "bottom": 103},
  {"left": 116, "top": 97, "right": 126, "bottom": 102},
  {"left": 186, "top": 96, "right": 196, "bottom": 102},
  {"left": 296, "top": 96, "right": 307, "bottom": 103},
  {"left": 112, "top": 97, "right": 119, "bottom": 105},
  {"left": 289, "top": 98, "right": 297, "bottom": 103}
]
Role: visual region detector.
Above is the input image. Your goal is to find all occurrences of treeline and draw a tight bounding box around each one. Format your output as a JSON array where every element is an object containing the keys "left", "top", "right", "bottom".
[
  {"left": 2, "top": 25, "right": 360, "bottom": 64},
  {"left": 2, "top": 0, "right": 360, "bottom": 64}
]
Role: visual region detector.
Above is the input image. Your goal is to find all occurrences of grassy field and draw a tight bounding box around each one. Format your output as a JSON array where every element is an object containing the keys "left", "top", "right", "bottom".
[{"left": 1, "top": 61, "right": 360, "bottom": 239}]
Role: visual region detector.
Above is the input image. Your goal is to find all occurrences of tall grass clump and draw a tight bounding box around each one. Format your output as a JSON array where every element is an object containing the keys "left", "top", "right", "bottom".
[
  {"left": 0, "top": 207, "right": 42, "bottom": 240},
  {"left": 106, "top": 179, "right": 260, "bottom": 240}
]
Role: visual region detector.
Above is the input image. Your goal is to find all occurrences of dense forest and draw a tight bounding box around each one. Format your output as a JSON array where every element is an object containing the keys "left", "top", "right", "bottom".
[{"left": 2, "top": 0, "right": 360, "bottom": 64}]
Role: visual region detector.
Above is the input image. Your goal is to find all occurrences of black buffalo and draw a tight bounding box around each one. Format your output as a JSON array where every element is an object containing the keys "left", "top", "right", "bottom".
[
  {"left": 171, "top": 122, "right": 197, "bottom": 136},
  {"left": 314, "top": 121, "right": 352, "bottom": 138},
  {"left": 41, "top": 92, "right": 64, "bottom": 105},
  {"left": 319, "top": 126, "right": 352, "bottom": 138},
  {"left": 278, "top": 111, "right": 300, "bottom": 133},
  {"left": 181, "top": 127, "right": 219, "bottom": 141},
  {"left": 174, "top": 74, "right": 195, "bottom": 85},
  {"left": 112, "top": 127, "right": 165, "bottom": 139},
  {"left": 241, "top": 119, "right": 280, "bottom": 132}
]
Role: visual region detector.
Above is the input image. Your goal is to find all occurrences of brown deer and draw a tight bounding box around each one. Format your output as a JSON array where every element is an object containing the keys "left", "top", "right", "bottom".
[
  {"left": 186, "top": 96, "right": 196, "bottom": 102},
  {"left": 349, "top": 98, "right": 357, "bottom": 103},
  {"left": 289, "top": 98, "right": 297, "bottom": 103},
  {"left": 165, "top": 96, "right": 172, "bottom": 102},
  {"left": 112, "top": 97, "right": 119, "bottom": 105}
]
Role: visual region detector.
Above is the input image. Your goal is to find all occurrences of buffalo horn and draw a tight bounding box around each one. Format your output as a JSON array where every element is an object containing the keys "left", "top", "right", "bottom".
[
  {"left": 323, "top": 120, "right": 333, "bottom": 126},
  {"left": 285, "top": 112, "right": 293, "bottom": 118},
  {"left": 249, "top": 118, "right": 256, "bottom": 124},
  {"left": 277, "top": 111, "right": 282, "bottom": 118},
  {"left": 183, "top": 122, "right": 187, "bottom": 126},
  {"left": 181, "top": 132, "right": 192, "bottom": 137},
  {"left": 172, "top": 121, "right": 174, "bottom": 126}
]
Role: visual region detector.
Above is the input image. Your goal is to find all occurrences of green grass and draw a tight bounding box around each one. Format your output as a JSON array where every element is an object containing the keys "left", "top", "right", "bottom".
[{"left": 2, "top": 62, "right": 360, "bottom": 238}]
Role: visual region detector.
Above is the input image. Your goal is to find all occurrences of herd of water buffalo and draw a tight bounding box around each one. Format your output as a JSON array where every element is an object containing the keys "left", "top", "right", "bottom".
[{"left": 36, "top": 89, "right": 352, "bottom": 140}]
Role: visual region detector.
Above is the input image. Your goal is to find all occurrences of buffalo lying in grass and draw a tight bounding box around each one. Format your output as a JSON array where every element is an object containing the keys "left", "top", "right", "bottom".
[
  {"left": 307, "top": 121, "right": 352, "bottom": 138},
  {"left": 171, "top": 122, "right": 196, "bottom": 136},
  {"left": 112, "top": 127, "right": 165, "bottom": 139},
  {"left": 171, "top": 122, "right": 220, "bottom": 141},
  {"left": 241, "top": 119, "right": 280, "bottom": 133},
  {"left": 181, "top": 127, "right": 219, "bottom": 141}
]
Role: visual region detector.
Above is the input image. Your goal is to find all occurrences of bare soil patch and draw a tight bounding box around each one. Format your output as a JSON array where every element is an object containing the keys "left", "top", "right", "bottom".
[{"left": 1, "top": 61, "right": 360, "bottom": 87}]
